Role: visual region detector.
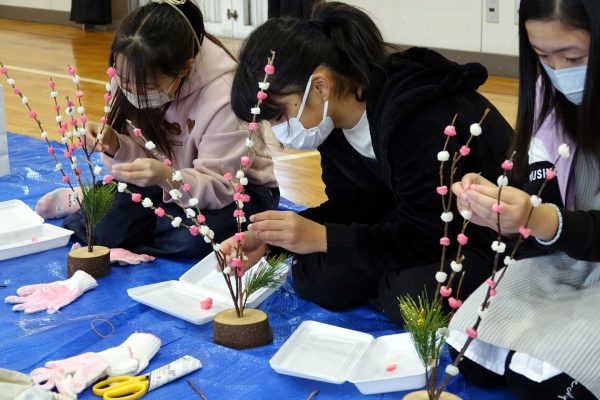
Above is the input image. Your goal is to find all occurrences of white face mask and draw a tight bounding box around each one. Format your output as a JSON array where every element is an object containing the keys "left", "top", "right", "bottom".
[
  {"left": 541, "top": 63, "right": 587, "bottom": 105},
  {"left": 270, "top": 75, "right": 334, "bottom": 150},
  {"left": 119, "top": 78, "right": 177, "bottom": 109}
]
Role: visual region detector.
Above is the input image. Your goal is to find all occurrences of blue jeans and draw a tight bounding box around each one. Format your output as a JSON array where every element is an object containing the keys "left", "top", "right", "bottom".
[{"left": 63, "top": 184, "right": 279, "bottom": 259}]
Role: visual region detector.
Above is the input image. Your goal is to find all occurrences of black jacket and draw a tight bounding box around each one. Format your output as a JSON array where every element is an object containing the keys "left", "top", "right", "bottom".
[{"left": 299, "top": 48, "right": 513, "bottom": 271}]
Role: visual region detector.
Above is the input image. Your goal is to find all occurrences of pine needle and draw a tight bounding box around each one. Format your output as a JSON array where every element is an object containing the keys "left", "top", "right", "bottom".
[
  {"left": 398, "top": 292, "right": 449, "bottom": 368},
  {"left": 244, "top": 253, "right": 289, "bottom": 300},
  {"left": 80, "top": 183, "right": 116, "bottom": 227}
]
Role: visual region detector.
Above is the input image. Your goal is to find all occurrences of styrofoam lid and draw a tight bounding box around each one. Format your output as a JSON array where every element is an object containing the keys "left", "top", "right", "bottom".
[
  {"left": 128, "top": 252, "right": 290, "bottom": 325},
  {"left": 179, "top": 252, "right": 290, "bottom": 306},
  {"left": 269, "top": 321, "right": 374, "bottom": 384},
  {"left": 180, "top": 252, "right": 220, "bottom": 284},
  {"left": 0, "top": 200, "right": 44, "bottom": 235},
  {"left": 270, "top": 321, "right": 428, "bottom": 395}
]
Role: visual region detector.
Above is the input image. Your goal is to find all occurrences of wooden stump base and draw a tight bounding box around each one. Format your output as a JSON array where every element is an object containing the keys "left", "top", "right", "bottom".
[
  {"left": 213, "top": 308, "right": 273, "bottom": 350},
  {"left": 67, "top": 245, "right": 110, "bottom": 278},
  {"left": 403, "top": 390, "right": 462, "bottom": 400}
]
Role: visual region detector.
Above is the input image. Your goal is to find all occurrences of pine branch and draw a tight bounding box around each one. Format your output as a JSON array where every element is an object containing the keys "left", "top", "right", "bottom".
[
  {"left": 80, "top": 182, "right": 116, "bottom": 227},
  {"left": 242, "top": 253, "right": 289, "bottom": 310},
  {"left": 398, "top": 293, "right": 449, "bottom": 373}
]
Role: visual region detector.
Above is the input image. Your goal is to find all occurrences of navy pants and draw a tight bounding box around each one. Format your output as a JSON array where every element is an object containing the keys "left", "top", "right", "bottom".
[{"left": 63, "top": 184, "right": 279, "bottom": 259}]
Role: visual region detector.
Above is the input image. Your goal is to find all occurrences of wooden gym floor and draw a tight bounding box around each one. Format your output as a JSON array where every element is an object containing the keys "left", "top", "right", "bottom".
[{"left": 0, "top": 18, "right": 519, "bottom": 207}]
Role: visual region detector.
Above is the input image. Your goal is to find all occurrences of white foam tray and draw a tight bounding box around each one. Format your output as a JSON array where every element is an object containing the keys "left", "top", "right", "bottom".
[
  {"left": 0, "top": 200, "right": 73, "bottom": 261},
  {"left": 127, "top": 252, "right": 289, "bottom": 325},
  {"left": 270, "top": 321, "right": 427, "bottom": 395}
]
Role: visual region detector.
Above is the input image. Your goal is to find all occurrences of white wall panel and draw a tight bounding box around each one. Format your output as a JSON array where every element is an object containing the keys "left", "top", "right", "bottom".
[
  {"left": 481, "top": 0, "right": 519, "bottom": 56},
  {"left": 50, "top": 0, "right": 70, "bottom": 12},
  {"left": 0, "top": 0, "right": 49, "bottom": 8},
  {"left": 343, "top": 0, "right": 483, "bottom": 52},
  {"left": 0, "top": 0, "right": 69, "bottom": 11}
]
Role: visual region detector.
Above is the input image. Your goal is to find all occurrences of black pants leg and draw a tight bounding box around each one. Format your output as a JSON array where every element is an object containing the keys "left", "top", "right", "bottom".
[
  {"left": 292, "top": 246, "right": 494, "bottom": 319},
  {"left": 447, "top": 346, "right": 507, "bottom": 388},
  {"left": 129, "top": 185, "right": 279, "bottom": 259},
  {"left": 62, "top": 184, "right": 162, "bottom": 249},
  {"left": 63, "top": 184, "right": 279, "bottom": 259},
  {"left": 378, "top": 249, "right": 495, "bottom": 325},
  {"left": 505, "top": 365, "right": 597, "bottom": 400},
  {"left": 291, "top": 252, "right": 380, "bottom": 309}
]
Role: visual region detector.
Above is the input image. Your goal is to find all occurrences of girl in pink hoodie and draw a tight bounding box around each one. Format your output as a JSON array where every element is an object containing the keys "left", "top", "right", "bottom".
[{"left": 41, "top": 1, "right": 278, "bottom": 259}]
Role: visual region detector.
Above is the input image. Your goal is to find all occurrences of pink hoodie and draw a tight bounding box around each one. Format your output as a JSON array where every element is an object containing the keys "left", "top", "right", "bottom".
[{"left": 102, "top": 39, "right": 278, "bottom": 209}]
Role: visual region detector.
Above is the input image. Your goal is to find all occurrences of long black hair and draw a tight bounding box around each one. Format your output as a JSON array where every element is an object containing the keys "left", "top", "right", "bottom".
[
  {"left": 231, "top": 1, "right": 395, "bottom": 123},
  {"left": 513, "top": 0, "right": 600, "bottom": 178},
  {"left": 108, "top": 1, "right": 233, "bottom": 160}
]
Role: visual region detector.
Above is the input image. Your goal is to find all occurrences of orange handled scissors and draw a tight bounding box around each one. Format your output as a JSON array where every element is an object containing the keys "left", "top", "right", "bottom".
[{"left": 92, "top": 374, "right": 149, "bottom": 400}]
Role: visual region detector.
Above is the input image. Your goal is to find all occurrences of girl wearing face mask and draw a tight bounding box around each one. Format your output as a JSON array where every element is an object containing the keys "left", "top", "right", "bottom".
[
  {"left": 36, "top": 0, "right": 278, "bottom": 259},
  {"left": 448, "top": 0, "right": 600, "bottom": 398},
  {"left": 221, "top": 2, "right": 515, "bottom": 324}
]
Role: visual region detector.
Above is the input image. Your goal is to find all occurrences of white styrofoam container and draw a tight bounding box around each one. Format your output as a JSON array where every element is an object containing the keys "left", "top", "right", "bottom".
[
  {"left": 127, "top": 252, "right": 289, "bottom": 325},
  {"left": 0, "top": 200, "right": 73, "bottom": 261},
  {"left": 270, "top": 321, "right": 427, "bottom": 395}
]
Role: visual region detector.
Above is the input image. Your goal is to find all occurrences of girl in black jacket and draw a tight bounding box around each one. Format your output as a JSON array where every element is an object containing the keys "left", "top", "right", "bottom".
[{"left": 222, "top": 2, "right": 514, "bottom": 324}]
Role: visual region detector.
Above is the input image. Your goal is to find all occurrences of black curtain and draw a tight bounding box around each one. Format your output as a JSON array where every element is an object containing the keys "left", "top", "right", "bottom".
[
  {"left": 70, "top": 0, "right": 112, "bottom": 25},
  {"left": 268, "top": 0, "right": 319, "bottom": 20}
]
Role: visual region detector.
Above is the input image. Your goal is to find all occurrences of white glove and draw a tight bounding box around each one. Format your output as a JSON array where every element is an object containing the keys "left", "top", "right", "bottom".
[
  {"left": 30, "top": 333, "right": 160, "bottom": 398},
  {"left": 101, "top": 332, "right": 161, "bottom": 376}
]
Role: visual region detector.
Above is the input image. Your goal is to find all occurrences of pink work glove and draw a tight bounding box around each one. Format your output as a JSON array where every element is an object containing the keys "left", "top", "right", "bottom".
[
  {"left": 4, "top": 270, "right": 97, "bottom": 314},
  {"left": 109, "top": 248, "right": 155, "bottom": 266},
  {"left": 30, "top": 332, "right": 160, "bottom": 399},
  {"left": 70, "top": 243, "right": 155, "bottom": 266},
  {"left": 30, "top": 352, "right": 107, "bottom": 399}
]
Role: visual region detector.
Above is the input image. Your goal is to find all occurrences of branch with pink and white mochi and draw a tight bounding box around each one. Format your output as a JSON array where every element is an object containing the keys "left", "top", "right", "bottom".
[
  {"left": 100, "top": 51, "right": 287, "bottom": 317},
  {"left": 1, "top": 62, "right": 117, "bottom": 253},
  {"left": 399, "top": 108, "right": 571, "bottom": 400}
]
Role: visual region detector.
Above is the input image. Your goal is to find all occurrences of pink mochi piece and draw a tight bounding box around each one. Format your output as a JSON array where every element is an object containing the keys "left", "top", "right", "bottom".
[
  {"left": 448, "top": 297, "right": 463, "bottom": 309},
  {"left": 501, "top": 160, "right": 514, "bottom": 170},
  {"left": 443, "top": 125, "right": 456, "bottom": 137},
  {"left": 518, "top": 226, "right": 531, "bottom": 239},
  {"left": 440, "top": 286, "right": 452, "bottom": 297},
  {"left": 200, "top": 297, "right": 213, "bottom": 310}
]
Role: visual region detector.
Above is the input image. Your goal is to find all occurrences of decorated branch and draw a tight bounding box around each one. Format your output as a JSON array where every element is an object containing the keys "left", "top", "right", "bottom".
[
  {"left": 432, "top": 144, "right": 570, "bottom": 399},
  {"left": 400, "top": 109, "right": 571, "bottom": 399},
  {"left": 1, "top": 62, "right": 117, "bottom": 276},
  {"left": 100, "top": 51, "right": 286, "bottom": 321},
  {"left": 399, "top": 111, "right": 488, "bottom": 400}
]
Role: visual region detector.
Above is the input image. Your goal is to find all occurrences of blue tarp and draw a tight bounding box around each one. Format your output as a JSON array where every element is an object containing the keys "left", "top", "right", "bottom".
[{"left": 0, "top": 133, "right": 514, "bottom": 399}]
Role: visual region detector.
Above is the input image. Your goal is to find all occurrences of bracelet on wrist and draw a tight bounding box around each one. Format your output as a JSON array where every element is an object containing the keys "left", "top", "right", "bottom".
[{"left": 535, "top": 203, "right": 563, "bottom": 246}]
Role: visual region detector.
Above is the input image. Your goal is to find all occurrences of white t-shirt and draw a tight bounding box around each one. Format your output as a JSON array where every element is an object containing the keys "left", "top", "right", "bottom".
[{"left": 342, "top": 112, "right": 376, "bottom": 159}]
